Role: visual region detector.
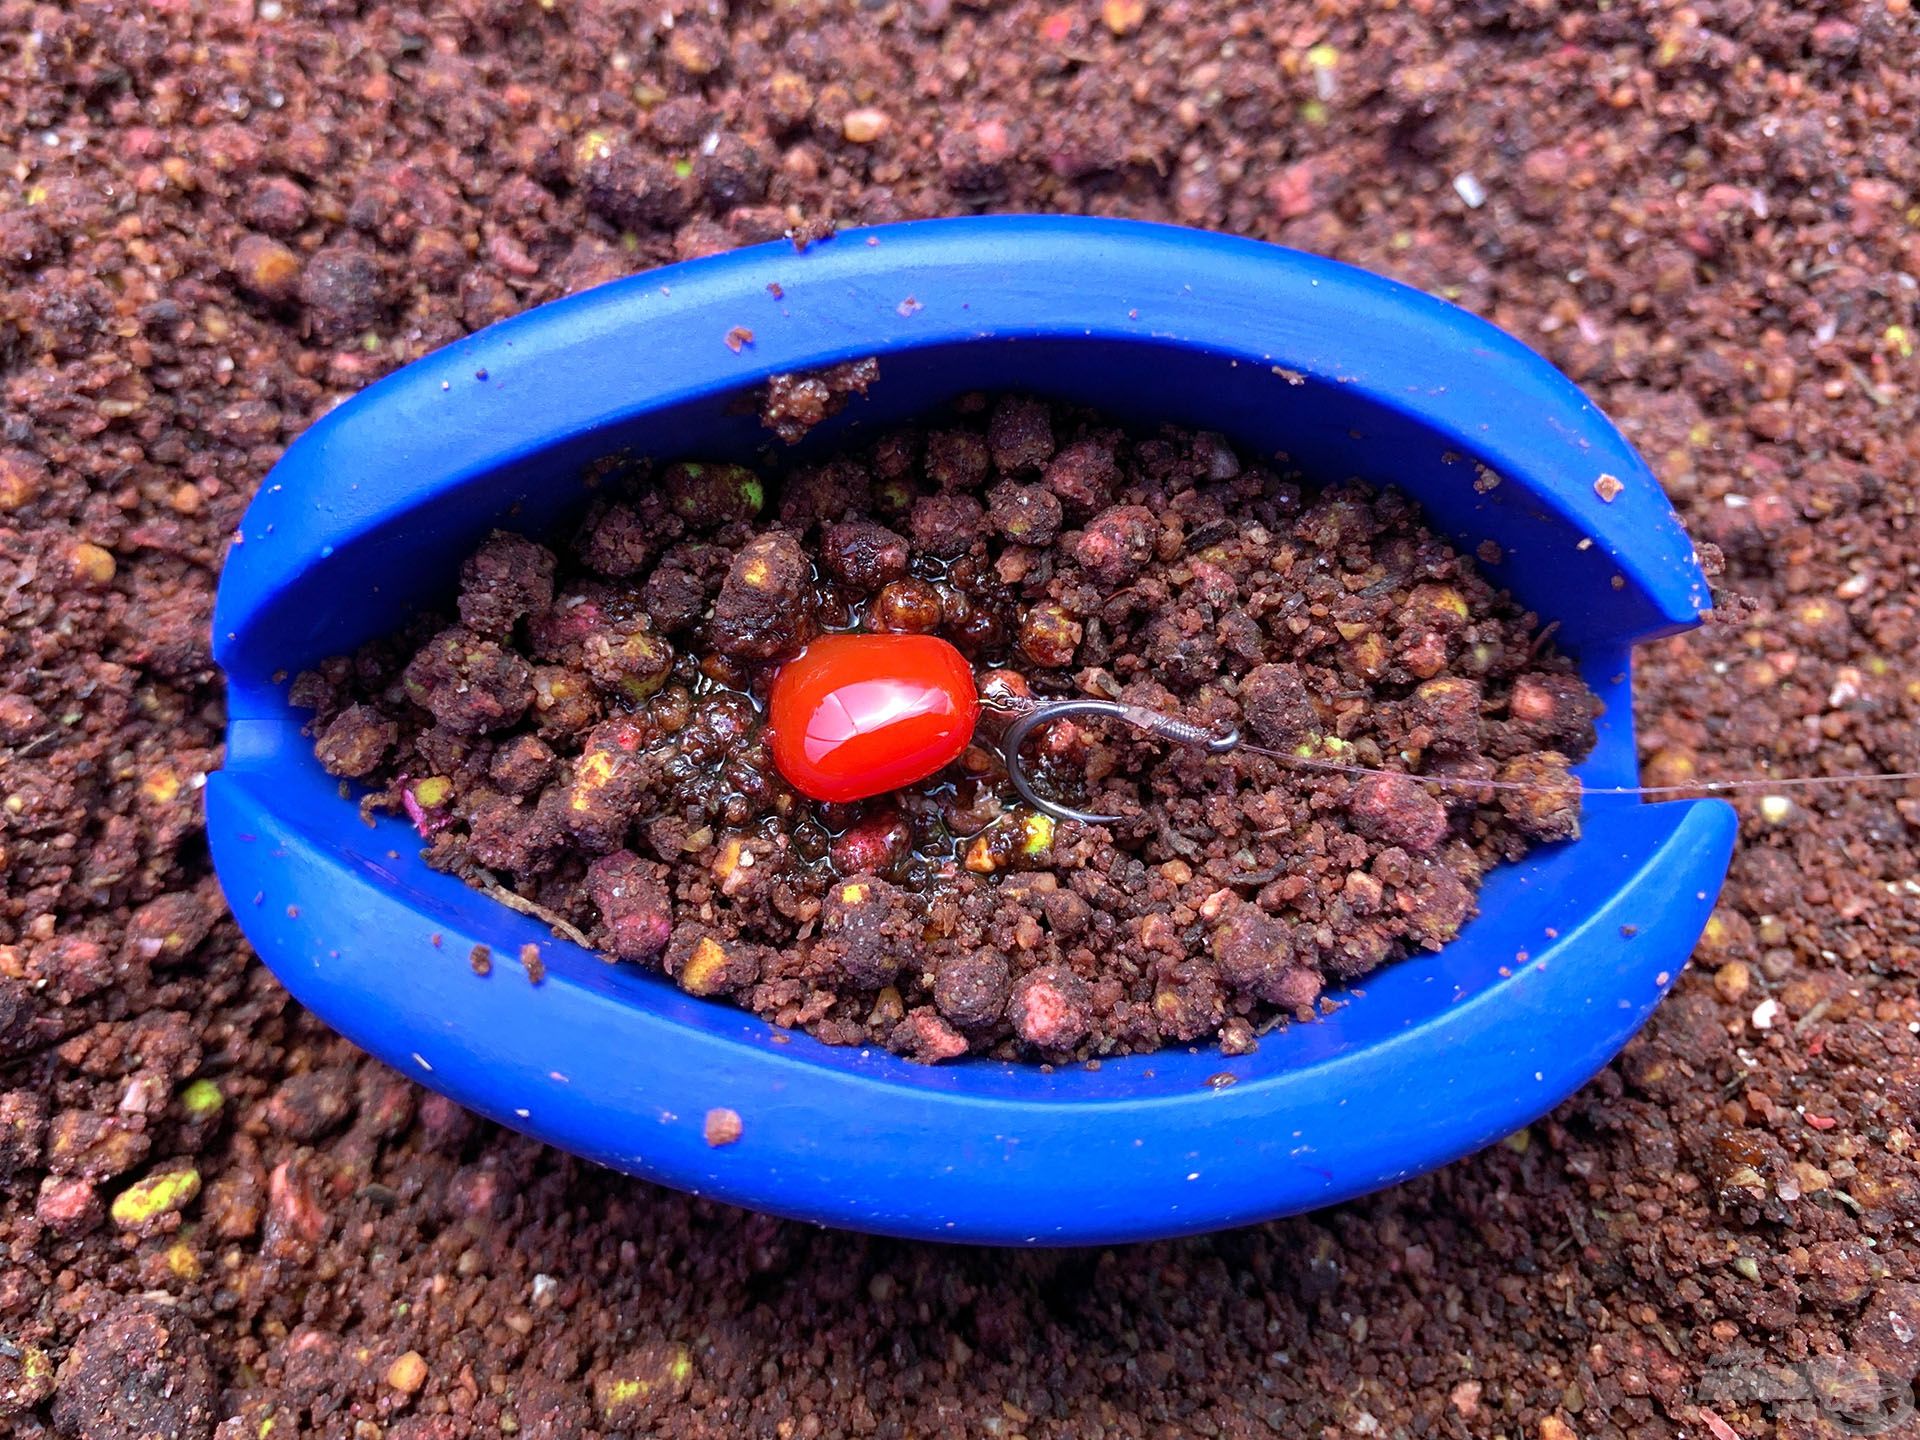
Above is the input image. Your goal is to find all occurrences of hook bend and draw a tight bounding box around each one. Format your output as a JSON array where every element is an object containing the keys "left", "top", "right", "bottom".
[{"left": 999, "top": 698, "right": 1242, "bottom": 824}]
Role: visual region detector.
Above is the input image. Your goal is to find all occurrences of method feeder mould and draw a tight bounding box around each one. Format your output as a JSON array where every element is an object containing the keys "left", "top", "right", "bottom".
[{"left": 210, "top": 217, "right": 1739, "bottom": 1245}]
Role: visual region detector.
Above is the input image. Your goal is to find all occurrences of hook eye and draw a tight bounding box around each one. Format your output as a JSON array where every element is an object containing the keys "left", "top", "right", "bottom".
[{"left": 999, "top": 698, "right": 1242, "bottom": 825}]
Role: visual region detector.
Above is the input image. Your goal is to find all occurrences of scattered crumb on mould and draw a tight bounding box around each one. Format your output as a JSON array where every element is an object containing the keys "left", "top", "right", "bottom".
[
  {"left": 704, "top": 1108, "right": 743, "bottom": 1147},
  {"left": 1594, "top": 472, "right": 1625, "bottom": 503}
]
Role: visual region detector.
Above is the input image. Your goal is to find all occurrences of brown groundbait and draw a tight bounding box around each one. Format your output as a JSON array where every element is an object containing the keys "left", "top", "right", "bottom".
[{"left": 5, "top": 2, "right": 1918, "bottom": 1435}]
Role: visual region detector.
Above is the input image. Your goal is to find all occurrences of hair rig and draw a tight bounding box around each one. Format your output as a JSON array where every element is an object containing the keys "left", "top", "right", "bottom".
[{"left": 759, "top": 631, "right": 1920, "bottom": 827}]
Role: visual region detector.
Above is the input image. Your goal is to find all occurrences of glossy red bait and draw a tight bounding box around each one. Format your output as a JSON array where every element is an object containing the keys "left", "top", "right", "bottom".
[{"left": 767, "top": 633, "right": 980, "bottom": 804}]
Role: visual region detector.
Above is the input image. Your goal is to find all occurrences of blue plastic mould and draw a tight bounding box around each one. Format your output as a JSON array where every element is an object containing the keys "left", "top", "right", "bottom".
[{"left": 210, "top": 217, "right": 1737, "bottom": 1245}]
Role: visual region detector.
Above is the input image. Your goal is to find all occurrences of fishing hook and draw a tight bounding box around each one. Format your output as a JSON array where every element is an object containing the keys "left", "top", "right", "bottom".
[{"left": 1000, "top": 698, "right": 1242, "bottom": 824}]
